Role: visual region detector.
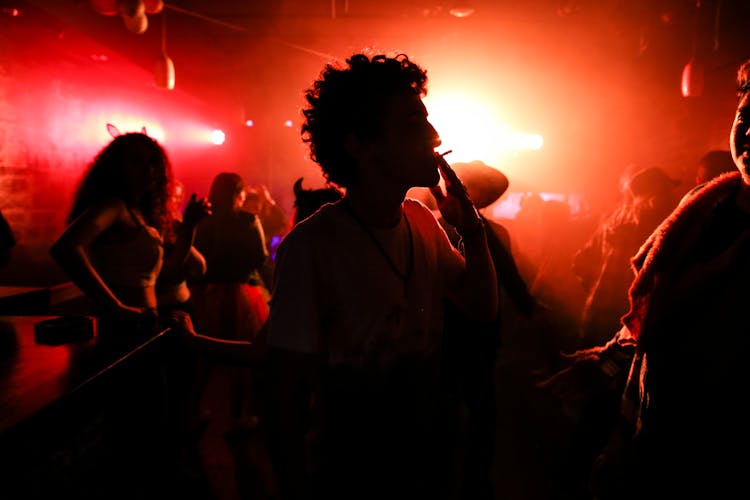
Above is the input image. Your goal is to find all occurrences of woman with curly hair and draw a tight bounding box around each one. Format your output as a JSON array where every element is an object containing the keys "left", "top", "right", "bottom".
[
  {"left": 51, "top": 132, "right": 175, "bottom": 325},
  {"left": 50, "top": 132, "right": 217, "bottom": 495}
]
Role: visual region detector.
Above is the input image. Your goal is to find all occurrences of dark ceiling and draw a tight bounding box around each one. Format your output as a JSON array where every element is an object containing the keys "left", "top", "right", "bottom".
[
  {"left": 5, "top": 0, "right": 750, "bottom": 197},
  {"left": 17, "top": 0, "right": 750, "bottom": 104}
]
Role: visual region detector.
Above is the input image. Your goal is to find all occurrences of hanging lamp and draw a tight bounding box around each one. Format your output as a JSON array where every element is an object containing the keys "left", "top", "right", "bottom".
[{"left": 154, "top": 9, "right": 174, "bottom": 89}]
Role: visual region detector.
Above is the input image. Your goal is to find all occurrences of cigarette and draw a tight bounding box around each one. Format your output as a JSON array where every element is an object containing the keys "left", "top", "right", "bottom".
[{"left": 439, "top": 150, "right": 453, "bottom": 157}]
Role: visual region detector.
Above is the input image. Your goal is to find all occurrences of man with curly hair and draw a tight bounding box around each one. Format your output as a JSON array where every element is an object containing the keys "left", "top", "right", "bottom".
[{"left": 262, "top": 52, "right": 498, "bottom": 499}]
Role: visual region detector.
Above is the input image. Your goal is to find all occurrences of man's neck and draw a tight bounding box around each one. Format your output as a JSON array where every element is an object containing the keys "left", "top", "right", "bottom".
[{"left": 345, "top": 185, "right": 407, "bottom": 228}]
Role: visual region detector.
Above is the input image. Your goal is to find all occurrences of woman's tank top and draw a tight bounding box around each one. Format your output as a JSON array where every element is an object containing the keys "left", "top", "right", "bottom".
[{"left": 90, "top": 224, "right": 164, "bottom": 288}]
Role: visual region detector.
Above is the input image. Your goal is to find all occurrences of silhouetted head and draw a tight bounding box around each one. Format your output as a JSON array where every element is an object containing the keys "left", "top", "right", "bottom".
[
  {"left": 68, "top": 132, "right": 173, "bottom": 233},
  {"left": 696, "top": 150, "right": 736, "bottom": 185},
  {"left": 209, "top": 172, "right": 246, "bottom": 215},
  {"left": 292, "top": 177, "right": 343, "bottom": 225},
  {"left": 301, "top": 52, "right": 431, "bottom": 188},
  {"left": 737, "top": 59, "right": 750, "bottom": 99},
  {"left": 627, "top": 166, "right": 681, "bottom": 199},
  {"left": 731, "top": 59, "right": 750, "bottom": 182}
]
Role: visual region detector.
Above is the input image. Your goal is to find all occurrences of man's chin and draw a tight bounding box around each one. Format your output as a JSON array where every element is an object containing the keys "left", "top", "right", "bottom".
[{"left": 415, "top": 169, "right": 440, "bottom": 188}]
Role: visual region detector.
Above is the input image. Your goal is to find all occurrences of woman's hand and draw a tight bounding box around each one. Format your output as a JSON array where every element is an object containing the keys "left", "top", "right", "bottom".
[
  {"left": 164, "top": 309, "right": 195, "bottom": 333},
  {"left": 182, "top": 193, "right": 212, "bottom": 228},
  {"left": 162, "top": 310, "right": 201, "bottom": 350},
  {"left": 110, "top": 303, "right": 158, "bottom": 322},
  {"left": 164, "top": 310, "right": 201, "bottom": 342}
]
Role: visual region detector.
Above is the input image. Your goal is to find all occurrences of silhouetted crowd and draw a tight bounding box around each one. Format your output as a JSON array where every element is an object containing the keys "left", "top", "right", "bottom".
[{"left": 47, "top": 52, "right": 750, "bottom": 500}]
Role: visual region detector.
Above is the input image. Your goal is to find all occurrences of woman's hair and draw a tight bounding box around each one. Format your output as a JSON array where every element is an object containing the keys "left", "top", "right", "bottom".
[
  {"left": 301, "top": 52, "right": 428, "bottom": 188},
  {"left": 208, "top": 172, "right": 245, "bottom": 215},
  {"left": 68, "top": 133, "right": 173, "bottom": 233}
]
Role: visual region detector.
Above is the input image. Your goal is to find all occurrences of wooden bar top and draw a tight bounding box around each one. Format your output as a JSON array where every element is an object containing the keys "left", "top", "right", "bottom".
[
  {"left": 0, "top": 315, "right": 171, "bottom": 437},
  {"left": 0, "top": 283, "right": 87, "bottom": 315}
]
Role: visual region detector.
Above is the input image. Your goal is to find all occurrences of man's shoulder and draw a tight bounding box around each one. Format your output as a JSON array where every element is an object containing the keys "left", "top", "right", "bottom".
[
  {"left": 403, "top": 198, "right": 440, "bottom": 227},
  {"left": 294, "top": 200, "right": 344, "bottom": 227},
  {"left": 403, "top": 197, "right": 433, "bottom": 213},
  {"left": 280, "top": 201, "right": 346, "bottom": 244}
]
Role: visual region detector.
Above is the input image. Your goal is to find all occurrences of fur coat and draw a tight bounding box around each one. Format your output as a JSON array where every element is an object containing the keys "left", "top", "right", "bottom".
[{"left": 593, "top": 170, "right": 750, "bottom": 498}]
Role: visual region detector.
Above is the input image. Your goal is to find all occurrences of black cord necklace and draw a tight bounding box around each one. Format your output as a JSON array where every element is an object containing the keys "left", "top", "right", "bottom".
[{"left": 341, "top": 200, "right": 414, "bottom": 290}]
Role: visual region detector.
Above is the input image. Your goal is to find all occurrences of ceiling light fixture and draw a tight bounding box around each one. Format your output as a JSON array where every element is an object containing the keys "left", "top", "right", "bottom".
[
  {"left": 154, "top": 9, "right": 174, "bottom": 90},
  {"left": 119, "top": 0, "right": 148, "bottom": 34},
  {"left": 449, "top": 0, "right": 475, "bottom": 18},
  {"left": 681, "top": 0, "right": 706, "bottom": 98}
]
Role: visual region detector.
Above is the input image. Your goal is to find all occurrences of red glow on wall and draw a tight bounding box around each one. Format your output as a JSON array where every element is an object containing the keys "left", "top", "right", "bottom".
[{"left": 0, "top": 9, "right": 251, "bottom": 284}]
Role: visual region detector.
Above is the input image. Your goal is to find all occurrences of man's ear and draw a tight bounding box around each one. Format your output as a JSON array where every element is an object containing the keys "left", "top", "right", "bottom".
[
  {"left": 344, "top": 132, "right": 376, "bottom": 163},
  {"left": 344, "top": 132, "right": 362, "bottom": 159}
]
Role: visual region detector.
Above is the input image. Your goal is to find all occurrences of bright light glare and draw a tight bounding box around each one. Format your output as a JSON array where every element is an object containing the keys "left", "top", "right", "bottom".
[
  {"left": 526, "top": 134, "right": 544, "bottom": 150},
  {"left": 210, "top": 129, "right": 225, "bottom": 145},
  {"left": 424, "top": 93, "right": 543, "bottom": 165},
  {"left": 495, "top": 126, "right": 544, "bottom": 152},
  {"left": 491, "top": 191, "right": 586, "bottom": 220},
  {"left": 245, "top": 119, "right": 254, "bottom": 127},
  {"left": 284, "top": 120, "right": 293, "bottom": 128}
]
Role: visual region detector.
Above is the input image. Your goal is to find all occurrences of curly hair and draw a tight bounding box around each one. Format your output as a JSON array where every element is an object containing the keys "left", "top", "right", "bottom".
[
  {"left": 68, "top": 133, "right": 173, "bottom": 235},
  {"left": 737, "top": 58, "right": 750, "bottom": 97},
  {"left": 301, "top": 52, "right": 429, "bottom": 188}
]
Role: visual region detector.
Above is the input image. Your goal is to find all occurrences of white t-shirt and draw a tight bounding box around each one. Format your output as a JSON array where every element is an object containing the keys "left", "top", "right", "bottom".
[
  {"left": 267, "top": 198, "right": 464, "bottom": 368},
  {"left": 267, "top": 198, "right": 466, "bottom": 489}
]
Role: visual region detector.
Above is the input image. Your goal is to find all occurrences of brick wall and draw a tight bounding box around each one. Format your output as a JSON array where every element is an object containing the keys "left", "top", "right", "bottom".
[{"left": 0, "top": 70, "right": 78, "bottom": 285}]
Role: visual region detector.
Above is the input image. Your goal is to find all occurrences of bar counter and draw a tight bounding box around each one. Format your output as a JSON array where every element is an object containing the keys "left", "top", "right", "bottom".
[{"left": 0, "top": 315, "right": 178, "bottom": 499}]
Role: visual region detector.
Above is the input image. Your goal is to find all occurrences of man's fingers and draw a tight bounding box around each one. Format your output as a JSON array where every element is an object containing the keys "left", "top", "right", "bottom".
[
  {"left": 436, "top": 161, "right": 470, "bottom": 200},
  {"left": 439, "top": 161, "right": 461, "bottom": 185},
  {"left": 444, "top": 177, "right": 469, "bottom": 200},
  {"left": 430, "top": 185, "right": 445, "bottom": 204}
]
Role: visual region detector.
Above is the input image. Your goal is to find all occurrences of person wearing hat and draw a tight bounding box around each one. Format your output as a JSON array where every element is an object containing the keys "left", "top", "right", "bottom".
[
  {"left": 573, "top": 165, "right": 683, "bottom": 347},
  {"left": 436, "top": 160, "right": 538, "bottom": 500}
]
